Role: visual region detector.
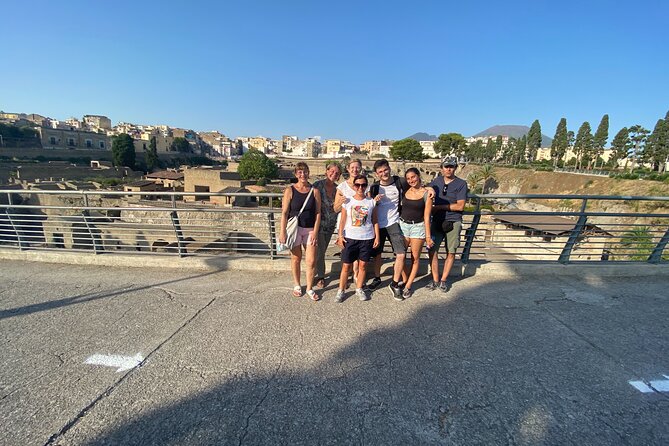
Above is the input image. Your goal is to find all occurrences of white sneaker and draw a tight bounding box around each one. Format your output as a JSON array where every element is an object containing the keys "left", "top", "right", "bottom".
[
  {"left": 335, "top": 289, "right": 345, "bottom": 303},
  {"left": 356, "top": 288, "right": 370, "bottom": 301}
]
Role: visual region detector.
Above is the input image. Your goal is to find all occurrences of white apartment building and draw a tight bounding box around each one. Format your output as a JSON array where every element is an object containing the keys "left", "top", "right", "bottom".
[{"left": 419, "top": 140, "right": 439, "bottom": 158}]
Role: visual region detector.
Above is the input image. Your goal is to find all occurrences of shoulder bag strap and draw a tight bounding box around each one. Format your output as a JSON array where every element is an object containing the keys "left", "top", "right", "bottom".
[{"left": 296, "top": 187, "right": 314, "bottom": 218}]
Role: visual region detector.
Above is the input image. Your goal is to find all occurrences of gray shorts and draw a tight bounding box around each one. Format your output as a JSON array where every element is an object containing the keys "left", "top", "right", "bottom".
[
  {"left": 430, "top": 220, "right": 462, "bottom": 254},
  {"left": 372, "top": 222, "right": 406, "bottom": 256}
]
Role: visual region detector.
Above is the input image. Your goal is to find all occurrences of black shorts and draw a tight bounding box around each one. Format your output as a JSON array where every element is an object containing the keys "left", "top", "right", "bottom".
[{"left": 341, "top": 238, "right": 374, "bottom": 263}]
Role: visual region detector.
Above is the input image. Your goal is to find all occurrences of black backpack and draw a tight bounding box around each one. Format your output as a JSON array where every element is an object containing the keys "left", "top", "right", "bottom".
[{"left": 369, "top": 175, "right": 409, "bottom": 214}]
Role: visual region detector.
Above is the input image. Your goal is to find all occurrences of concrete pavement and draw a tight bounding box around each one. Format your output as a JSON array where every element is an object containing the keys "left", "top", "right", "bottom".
[{"left": 1, "top": 259, "right": 668, "bottom": 445}]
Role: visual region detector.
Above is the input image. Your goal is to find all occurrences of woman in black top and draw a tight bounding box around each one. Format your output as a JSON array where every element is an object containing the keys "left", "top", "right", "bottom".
[
  {"left": 398, "top": 168, "right": 433, "bottom": 298},
  {"left": 280, "top": 162, "right": 322, "bottom": 300}
]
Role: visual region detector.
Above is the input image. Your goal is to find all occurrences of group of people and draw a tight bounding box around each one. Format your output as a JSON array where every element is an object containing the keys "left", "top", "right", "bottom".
[{"left": 278, "top": 157, "right": 468, "bottom": 302}]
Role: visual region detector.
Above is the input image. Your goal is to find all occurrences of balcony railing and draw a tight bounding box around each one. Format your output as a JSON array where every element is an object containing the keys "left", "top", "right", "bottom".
[{"left": 1, "top": 189, "right": 667, "bottom": 264}]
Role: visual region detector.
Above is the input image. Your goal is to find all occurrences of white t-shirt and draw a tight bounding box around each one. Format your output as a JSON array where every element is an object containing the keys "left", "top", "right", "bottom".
[
  {"left": 342, "top": 197, "right": 376, "bottom": 240},
  {"left": 376, "top": 182, "right": 400, "bottom": 228}
]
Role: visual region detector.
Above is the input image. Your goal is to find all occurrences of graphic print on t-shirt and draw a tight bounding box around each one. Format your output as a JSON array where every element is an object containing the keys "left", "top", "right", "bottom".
[{"left": 351, "top": 205, "right": 370, "bottom": 227}]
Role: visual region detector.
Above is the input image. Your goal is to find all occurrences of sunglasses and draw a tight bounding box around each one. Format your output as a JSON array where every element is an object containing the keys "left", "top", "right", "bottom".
[
  {"left": 354, "top": 183, "right": 368, "bottom": 188},
  {"left": 442, "top": 184, "right": 449, "bottom": 195}
]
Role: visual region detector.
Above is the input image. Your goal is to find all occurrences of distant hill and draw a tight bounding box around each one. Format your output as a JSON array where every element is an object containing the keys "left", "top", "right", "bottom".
[
  {"left": 406, "top": 132, "right": 438, "bottom": 141},
  {"left": 473, "top": 125, "right": 553, "bottom": 147}
]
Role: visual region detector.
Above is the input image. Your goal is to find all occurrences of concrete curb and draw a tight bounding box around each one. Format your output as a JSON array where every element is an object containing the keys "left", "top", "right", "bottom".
[{"left": 0, "top": 248, "right": 666, "bottom": 278}]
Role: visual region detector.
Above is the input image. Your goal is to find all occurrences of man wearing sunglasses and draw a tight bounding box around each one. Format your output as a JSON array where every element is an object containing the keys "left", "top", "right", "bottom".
[{"left": 427, "top": 156, "right": 468, "bottom": 292}]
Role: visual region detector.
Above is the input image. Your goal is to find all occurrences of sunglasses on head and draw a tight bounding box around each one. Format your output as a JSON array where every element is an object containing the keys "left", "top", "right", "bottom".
[{"left": 354, "top": 183, "right": 368, "bottom": 188}]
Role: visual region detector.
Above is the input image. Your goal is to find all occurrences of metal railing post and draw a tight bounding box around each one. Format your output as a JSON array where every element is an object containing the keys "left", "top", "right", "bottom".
[
  {"left": 81, "top": 210, "right": 101, "bottom": 254},
  {"left": 648, "top": 226, "right": 669, "bottom": 264},
  {"left": 461, "top": 197, "right": 481, "bottom": 264},
  {"left": 4, "top": 209, "right": 24, "bottom": 250},
  {"left": 558, "top": 198, "right": 589, "bottom": 264},
  {"left": 170, "top": 210, "right": 186, "bottom": 257},
  {"left": 268, "top": 212, "right": 276, "bottom": 259}
]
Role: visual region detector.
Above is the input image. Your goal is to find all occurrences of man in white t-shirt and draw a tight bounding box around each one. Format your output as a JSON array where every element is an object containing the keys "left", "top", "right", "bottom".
[
  {"left": 367, "top": 159, "right": 435, "bottom": 300},
  {"left": 367, "top": 159, "right": 408, "bottom": 300}
]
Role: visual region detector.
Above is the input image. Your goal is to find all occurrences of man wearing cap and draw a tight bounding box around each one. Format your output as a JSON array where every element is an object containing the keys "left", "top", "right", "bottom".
[{"left": 427, "top": 156, "right": 468, "bottom": 292}]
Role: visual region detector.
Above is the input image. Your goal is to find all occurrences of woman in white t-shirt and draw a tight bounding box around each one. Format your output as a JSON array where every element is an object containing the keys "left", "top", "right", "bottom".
[
  {"left": 333, "top": 159, "right": 369, "bottom": 285},
  {"left": 334, "top": 175, "right": 380, "bottom": 303}
]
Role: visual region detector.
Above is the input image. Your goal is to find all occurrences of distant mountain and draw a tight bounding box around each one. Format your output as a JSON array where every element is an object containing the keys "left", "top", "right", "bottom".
[
  {"left": 473, "top": 125, "right": 553, "bottom": 147},
  {"left": 406, "top": 132, "right": 438, "bottom": 141}
]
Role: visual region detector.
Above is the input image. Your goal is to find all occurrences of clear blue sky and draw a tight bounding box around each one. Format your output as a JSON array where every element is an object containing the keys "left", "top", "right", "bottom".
[{"left": 2, "top": 0, "right": 668, "bottom": 143}]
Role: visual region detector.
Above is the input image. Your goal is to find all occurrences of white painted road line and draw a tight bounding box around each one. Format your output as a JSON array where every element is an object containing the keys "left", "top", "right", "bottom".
[
  {"left": 629, "top": 375, "right": 669, "bottom": 393},
  {"left": 84, "top": 353, "right": 144, "bottom": 372}
]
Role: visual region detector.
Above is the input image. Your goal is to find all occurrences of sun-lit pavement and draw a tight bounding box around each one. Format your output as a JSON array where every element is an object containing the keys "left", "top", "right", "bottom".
[{"left": 1, "top": 259, "right": 668, "bottom": 445}]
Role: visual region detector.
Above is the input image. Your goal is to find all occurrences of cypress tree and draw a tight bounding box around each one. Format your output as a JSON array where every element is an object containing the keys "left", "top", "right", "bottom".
[
  {"left": 516, "top": 135, "right": 527, "bottom": 164},
  {"left": 611, "top": 127, "right": 630, "bottom": 170},
  {"left": 646, "top": 118, "right": 669, "bottom": 172},
  {"left": 574, "top": 122, "right": 593, "bottom": 170},
  {"left": 592, "top": 114, "right": 609, "bottom": 168},
  {"left": 526, "top": 120, "right": 542, "bottom": 162},
  {"left": 551, "top": 118, "right": 568, "bottom": 167}
]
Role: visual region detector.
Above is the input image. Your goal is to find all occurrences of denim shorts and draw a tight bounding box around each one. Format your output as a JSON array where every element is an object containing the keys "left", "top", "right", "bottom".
[{"left": 399, "top": 219, "right": 426, "bottom": 239}]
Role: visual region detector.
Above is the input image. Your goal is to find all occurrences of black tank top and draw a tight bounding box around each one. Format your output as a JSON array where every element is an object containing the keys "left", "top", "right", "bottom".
[
  {"left": 289, "top": 186, "right": 316, "bottom": 228},
  {"left": 400, "top": 192, "right": 426, "bottom": 222}
]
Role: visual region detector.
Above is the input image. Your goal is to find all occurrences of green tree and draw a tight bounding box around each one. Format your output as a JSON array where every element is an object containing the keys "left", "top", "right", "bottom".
[
  {"left": 170, "top": 137, "right": 191, "bottom": 153},
  {"left": 389, "top": 138, "right": 424, "bottom": 161},
  {"left": 111, "top": 133, "right": 136, "bottom": 167},
  {"left": 592, "top": 114, "right": 609, "bottom": 169},
  {"left": 627, "top": 125, "right": 649, "bottom": 172},
  {"left": 477, "top": 164, "right": 497, "bottom": 194},
  {"left": 238, "top": 148, "right": 279, "bottom": 180},
  {"left": 145, "top": 136, "right": 159, "bottom": 171},
  {"left": 464, "top": 139, "right": 483, "bottom": 162},
  {"left": 611, "top": 127, "right": 630, "bottom": 169},
  {"left": 515, "top": 135, "right": 527, "bottom": 165},
  {"left": 526, "top": 120, "right": 542, "bottom": 161},
  {"left": 466, "top": 170, "right": 483, "bottom": 194},
  {"left": 620, "top": 226, "right": 654, "bottom": 261},
  {"left": 433, "top": 133, "right": 467, "bottom": 157},
  {"left": 501, "top": 137, "right": 516, "bottom": 164},
  {"left": 573, "top": 122, "right": 593, "bottom": 170},
  {"left": 483, "top": 138, "right": 496, "bottom": 162},
  {"left": 551, "top": 118, "right": 569, "bottom": 167},
  {"left": 645, "top": 118, "right": 668, "bottom": 172}
]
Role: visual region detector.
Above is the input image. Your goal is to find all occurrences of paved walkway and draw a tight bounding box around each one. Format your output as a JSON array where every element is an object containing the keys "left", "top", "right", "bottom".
[{"left": 1, "top": 259, "right": 668, "bottom": 445}]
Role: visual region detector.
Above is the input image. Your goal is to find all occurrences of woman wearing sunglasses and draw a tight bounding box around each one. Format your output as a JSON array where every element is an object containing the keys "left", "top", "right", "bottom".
[
  {"left": 333, "top": 158, "right": 369, "bottom": 285},
  {"left": 335, "top": 174, "right": 380, "bottom": 302},
  {"left": 398, "top": 167, "right": 434, "bottom": 299}
]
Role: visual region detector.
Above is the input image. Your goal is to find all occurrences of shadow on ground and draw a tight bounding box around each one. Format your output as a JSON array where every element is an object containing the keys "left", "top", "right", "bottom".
[{"left": 70, "top": 269, "right": 669, "bottom": 445}]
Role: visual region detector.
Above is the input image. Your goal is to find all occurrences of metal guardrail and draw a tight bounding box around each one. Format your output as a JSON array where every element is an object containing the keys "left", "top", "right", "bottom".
[{"left": 1, "top": 189, "right": 668, "bottom": 264}]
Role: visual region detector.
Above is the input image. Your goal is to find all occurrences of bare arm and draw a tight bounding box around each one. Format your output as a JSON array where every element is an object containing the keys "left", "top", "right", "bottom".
[
  {"left": 433, "top": 199, "right": 465, "bottom": 212},
  {"left": 336, "top": 206, "right": 347, "bottom": 247},
  {"left": 424, "top": 194, "right": 434, "bottom": 248},
  {"left": 311, "top": 188, "right": 322, "bottom": 245},
  {"left": 372, "top": 206, "right": 380, "bottom": 249},
  {"left": 279, "top": 186, "right": 292, "bottom": 244},
  {"left": 333, "top": 189, "right": 346, "bottom": 213}
]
